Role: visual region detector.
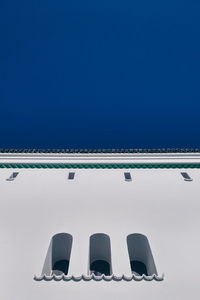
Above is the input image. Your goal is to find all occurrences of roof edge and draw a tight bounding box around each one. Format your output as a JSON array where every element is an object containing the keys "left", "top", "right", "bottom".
[{"left": 0, "top": 148, "right": 200, "bottom": 153}]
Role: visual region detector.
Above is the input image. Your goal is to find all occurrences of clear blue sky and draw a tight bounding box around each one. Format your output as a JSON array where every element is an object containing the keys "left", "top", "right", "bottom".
[{"left": 1, "top": 0, "right": 200, "bottom": 149}]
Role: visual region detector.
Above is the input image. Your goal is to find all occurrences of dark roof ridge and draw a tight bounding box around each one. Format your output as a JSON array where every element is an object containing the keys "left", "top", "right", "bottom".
[{"left": 0, "top": 148, "right": 200, "bottom": 153}]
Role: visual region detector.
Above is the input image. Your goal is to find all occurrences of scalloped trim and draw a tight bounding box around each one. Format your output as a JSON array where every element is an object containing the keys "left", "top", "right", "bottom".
[
  {"left": 1, "top": 163, "right": 200, "bottom": 169},
  {"left": 34, "top": 273, "right": 164, "bottom": 282}
]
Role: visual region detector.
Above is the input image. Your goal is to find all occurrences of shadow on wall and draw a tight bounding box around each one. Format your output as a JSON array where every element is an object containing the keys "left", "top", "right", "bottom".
[{"left": 42, "top": 233, "right": 73, "bottom": 276}]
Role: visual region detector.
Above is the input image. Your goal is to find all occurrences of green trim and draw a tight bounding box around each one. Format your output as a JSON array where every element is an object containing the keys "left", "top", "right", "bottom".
[{"left": 0, "top": 163, "right": 200, "bottom": 169}]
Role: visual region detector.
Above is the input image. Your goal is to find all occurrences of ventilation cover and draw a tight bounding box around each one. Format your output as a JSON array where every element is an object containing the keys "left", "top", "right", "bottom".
[{"left": 6, "top": 172, "right": 19, "bottom": 181}]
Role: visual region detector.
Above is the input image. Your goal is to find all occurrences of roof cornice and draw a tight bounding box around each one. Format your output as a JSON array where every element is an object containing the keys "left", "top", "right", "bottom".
[{"left": 0, "top": 148, "right": 200, "bottom": 153}]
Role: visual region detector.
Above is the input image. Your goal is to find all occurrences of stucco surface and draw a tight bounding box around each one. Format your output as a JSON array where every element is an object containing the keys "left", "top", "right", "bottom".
[{"left": 0, "top": 164, "right": 200, "bottom": 299}]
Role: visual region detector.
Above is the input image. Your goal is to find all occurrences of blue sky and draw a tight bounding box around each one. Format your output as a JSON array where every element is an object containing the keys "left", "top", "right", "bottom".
[{"left": 1, "top": 0, "right": 200, "bottom": 149}]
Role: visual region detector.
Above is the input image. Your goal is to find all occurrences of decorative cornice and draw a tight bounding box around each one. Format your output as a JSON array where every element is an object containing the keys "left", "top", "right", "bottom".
[{"left": 1, "top": 163, "right": 200, "bottom": 168}]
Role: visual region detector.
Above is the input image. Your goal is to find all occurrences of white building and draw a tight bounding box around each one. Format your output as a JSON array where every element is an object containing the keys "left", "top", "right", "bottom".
[{"left": 0, "top": 149, "right": 200, "bottom": 299}]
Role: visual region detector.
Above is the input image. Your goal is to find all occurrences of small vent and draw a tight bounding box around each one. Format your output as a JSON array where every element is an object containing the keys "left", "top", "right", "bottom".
[
  {"left": 124, "top": 172, "right": 132, "bottom": 181},
  {"left": 127, "top": 234, "right": 157, "bottom": 276},
  {"left": 181, "top": 172, "right": 193, "bottom": 181},
  {"left": 68, "top": 172, "right": 75, "bottom": 180},
  {"left": 6, "top": 172, "right": 19, "bottom": 181},
  {"left": 89, "top": 233, "right": 112, "bottom": 276},
  {"left": 42, "top": 233, "right": 73, "bottom": 276}
]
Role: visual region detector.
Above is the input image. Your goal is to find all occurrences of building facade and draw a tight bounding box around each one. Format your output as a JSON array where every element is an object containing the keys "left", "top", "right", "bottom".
[{"left": 1, "top": 149, "right": 200, "bottom": 299}]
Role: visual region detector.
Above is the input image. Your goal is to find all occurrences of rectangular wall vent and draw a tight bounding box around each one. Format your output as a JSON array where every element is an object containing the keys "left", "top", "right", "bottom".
[
  {"left": 181, "top": 172, "right": 193, "bottom": 181},
  {"left": 6, "top": 172, "right": 19, "bottom": 181},
  {"left": 68, "top": 172, "right": 75, "bottom": 180},
  {"left": 124, "top": 172, "right": 132, "bottom": 181}
]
